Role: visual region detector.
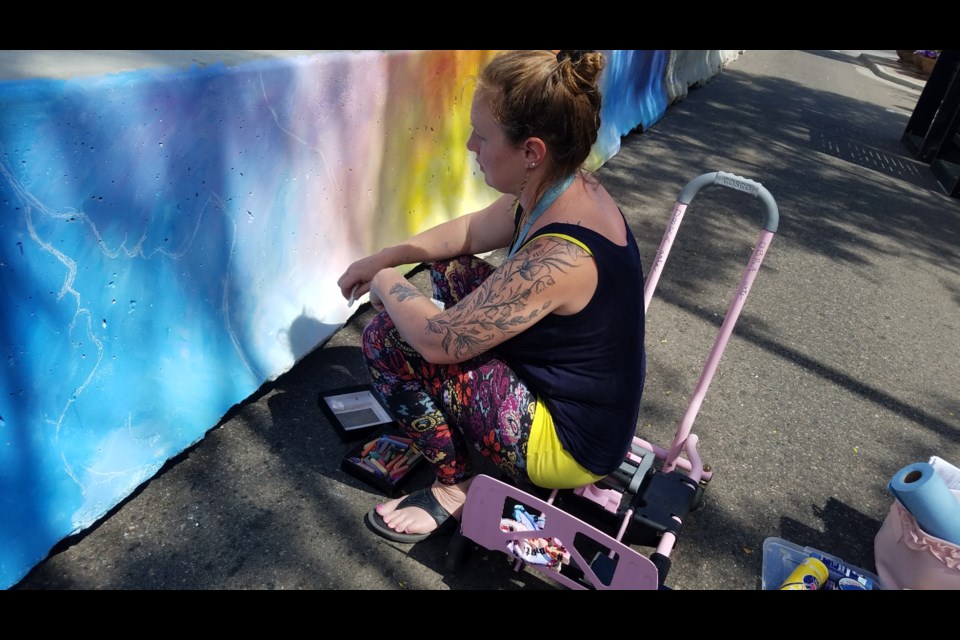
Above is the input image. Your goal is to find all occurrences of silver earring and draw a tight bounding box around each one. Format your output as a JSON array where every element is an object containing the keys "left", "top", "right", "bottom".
[{"left": 529, "top": 163, "right": 536, "bottom": 169}]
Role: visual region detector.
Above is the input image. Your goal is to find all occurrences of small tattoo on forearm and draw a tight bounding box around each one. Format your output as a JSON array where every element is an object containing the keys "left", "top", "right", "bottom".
[{"left": 389, "top": 282, "right": 425, "bottom": 302}]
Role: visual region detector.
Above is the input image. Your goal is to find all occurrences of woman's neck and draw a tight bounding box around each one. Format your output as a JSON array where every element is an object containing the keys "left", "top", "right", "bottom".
[
  {"left": 507, "top": 173, "right": 578, "bottom": 257},
  {"left": 519, "top": 173, "right": 575, "bottom": 214}
]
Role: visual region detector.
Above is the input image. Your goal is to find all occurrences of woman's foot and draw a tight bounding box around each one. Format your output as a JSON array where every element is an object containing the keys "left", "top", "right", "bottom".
[{"left": 375, "top": 479, "right": 473, "bottom": 536}]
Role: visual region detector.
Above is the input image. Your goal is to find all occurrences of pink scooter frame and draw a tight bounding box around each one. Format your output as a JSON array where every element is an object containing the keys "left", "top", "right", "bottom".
[{"left": 455, "top": 171, "right": 780, "bottom": 590}]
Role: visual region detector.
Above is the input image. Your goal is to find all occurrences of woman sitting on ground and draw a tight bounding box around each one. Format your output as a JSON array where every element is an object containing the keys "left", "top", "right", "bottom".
[{"left": 336, "top": 49, "right": 646, "bottom": 543}]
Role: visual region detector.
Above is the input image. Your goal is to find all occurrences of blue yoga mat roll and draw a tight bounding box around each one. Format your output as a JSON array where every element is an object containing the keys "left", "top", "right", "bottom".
[{"left": 888, "top": 462, "right": 960, "bottom": 545}]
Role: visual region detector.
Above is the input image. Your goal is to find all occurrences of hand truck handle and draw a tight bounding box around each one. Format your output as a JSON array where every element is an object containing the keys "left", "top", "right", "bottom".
[{"left": 677, "top": 171, "right": 779, "bottom": 233}]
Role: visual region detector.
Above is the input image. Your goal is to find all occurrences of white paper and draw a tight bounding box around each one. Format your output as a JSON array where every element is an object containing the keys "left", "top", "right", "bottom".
[
  {"left": 929, "top": 455, "right": 960, "bottom": 490},
  {"left": 324, "top": 389, "right": 392, "bottom": 430}
]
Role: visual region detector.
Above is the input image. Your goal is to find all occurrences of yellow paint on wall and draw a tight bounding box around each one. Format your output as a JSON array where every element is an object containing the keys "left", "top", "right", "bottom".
[{"left": 372, "top": 50, "right": 502, "bottom": 250}]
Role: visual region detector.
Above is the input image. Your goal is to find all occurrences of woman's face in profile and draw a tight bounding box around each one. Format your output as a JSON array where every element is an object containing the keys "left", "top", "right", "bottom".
[{"left": 466, "top": 92, "right": 526, "bottom": 195}]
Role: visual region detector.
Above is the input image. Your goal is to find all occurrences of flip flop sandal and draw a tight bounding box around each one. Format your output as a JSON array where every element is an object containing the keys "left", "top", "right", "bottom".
[{"left": 365, "top": 487, "right": 455, "bottom": 543}]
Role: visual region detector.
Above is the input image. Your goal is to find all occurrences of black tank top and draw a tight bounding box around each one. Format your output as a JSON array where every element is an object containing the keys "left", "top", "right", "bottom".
[{"left": 498, "top": 219, "right": 646, "bottom": 476}]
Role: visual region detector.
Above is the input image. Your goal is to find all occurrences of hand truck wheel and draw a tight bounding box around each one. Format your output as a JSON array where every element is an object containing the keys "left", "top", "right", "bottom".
[{"left": 443, "top": 528, "right": 470, "bottom": 573}]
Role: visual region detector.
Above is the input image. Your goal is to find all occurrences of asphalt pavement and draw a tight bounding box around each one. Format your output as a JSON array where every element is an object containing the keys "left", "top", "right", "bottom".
[{"left": 12, "top": 50, "right": 960, "bottom": 590}]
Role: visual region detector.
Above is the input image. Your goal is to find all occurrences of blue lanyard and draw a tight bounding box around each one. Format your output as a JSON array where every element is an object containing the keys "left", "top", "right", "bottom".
[{"left": 507, "top": 174, "right": 575, "bottom": 258}]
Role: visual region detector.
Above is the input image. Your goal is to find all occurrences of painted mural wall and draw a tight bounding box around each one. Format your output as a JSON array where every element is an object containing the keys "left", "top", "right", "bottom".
[{"left": 0, "top": 49, "right": 739, "bottom": 588}]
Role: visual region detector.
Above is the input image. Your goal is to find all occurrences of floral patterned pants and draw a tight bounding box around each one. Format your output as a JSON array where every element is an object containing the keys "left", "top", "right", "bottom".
[{"left": 361, "top": 256, "right": 535, "bottom": 486}]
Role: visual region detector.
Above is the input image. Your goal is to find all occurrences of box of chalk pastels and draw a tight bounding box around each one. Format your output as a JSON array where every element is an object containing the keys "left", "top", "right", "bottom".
[{"left": 340, "top": 426, "right": 426, "bottom": 496}]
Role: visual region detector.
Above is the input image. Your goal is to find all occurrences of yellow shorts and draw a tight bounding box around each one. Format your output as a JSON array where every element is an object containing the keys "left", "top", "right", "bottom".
[{"left": 527, "top": 396, "right": 605, "bottom": 489}]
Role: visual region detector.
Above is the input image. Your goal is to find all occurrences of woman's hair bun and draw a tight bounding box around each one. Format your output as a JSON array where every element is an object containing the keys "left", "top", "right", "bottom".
[{"left": 556, "top": 50, "right": 592, "bottom": 64}]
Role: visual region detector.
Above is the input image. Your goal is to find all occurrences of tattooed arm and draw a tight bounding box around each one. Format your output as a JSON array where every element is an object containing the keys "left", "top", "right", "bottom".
[
  {"left": 338, "top": 194, "right": 517, "bottom": 302},
  {"left": 369, "top": 236, "right": 598, "bottom": 364}
]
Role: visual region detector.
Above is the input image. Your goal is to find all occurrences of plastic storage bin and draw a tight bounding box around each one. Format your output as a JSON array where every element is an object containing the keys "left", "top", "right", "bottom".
[{"left": 761, "top": 537, "right": 882, "bottom": 590}]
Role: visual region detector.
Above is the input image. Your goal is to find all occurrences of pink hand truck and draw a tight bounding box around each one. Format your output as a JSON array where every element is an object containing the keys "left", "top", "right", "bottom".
[{"left": 447, "top": 171, "right": 780, "bottom": 589}]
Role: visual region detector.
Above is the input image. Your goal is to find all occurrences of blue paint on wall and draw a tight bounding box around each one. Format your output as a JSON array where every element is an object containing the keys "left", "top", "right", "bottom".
[
  {"left": 595, "top": 50, "right": 670, "bottom": 164},
  {"left": 0, "top": 64, "right": 292, "bottom": 587}
]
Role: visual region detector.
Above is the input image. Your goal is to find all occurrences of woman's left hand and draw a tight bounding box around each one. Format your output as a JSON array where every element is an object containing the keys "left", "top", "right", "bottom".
[
  {"left": 369, "top": 288, "right": 385, "bottom": 312},
  {"left": 369, "top": 268, "right": 399, "bottom": 313}
]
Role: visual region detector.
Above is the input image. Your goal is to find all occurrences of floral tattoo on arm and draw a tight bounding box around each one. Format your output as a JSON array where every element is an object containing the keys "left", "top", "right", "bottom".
[
  {"left": 424, "top": 238, "right": 588, "bottom": 360},
  {"left": 387, "top": 281, "right": 425, "bottom": 303}
]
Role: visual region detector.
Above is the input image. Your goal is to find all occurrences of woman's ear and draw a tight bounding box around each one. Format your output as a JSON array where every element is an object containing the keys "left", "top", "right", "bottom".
[{"left": 522, "top": 137, "right": 547, "bottom": 167}]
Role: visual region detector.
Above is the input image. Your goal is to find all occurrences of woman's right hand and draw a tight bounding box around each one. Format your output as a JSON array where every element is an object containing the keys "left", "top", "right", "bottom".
[{"left": 337, "top": 252, "right": 389, "bottom": 302}]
